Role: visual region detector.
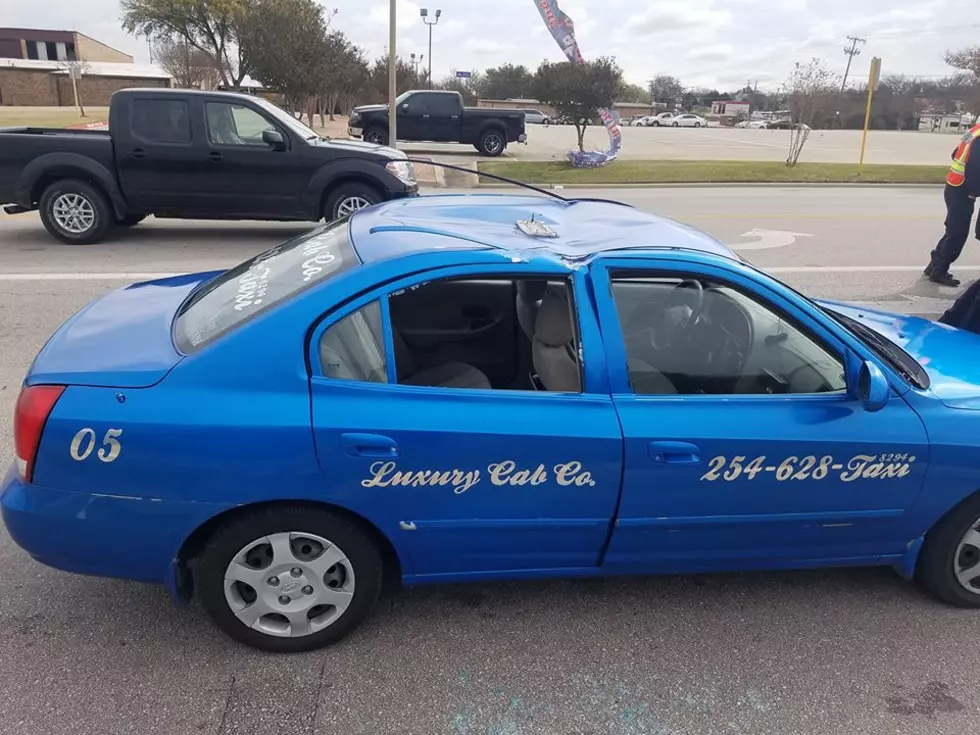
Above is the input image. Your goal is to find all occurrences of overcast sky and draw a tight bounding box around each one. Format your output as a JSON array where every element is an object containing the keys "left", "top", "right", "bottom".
[{"left": 6, "top": 0, "right": 980, "bottom": 90}]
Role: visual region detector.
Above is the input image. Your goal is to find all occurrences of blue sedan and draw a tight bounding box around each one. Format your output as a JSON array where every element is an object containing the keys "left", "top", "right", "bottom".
[{"left": 5, "top": 193, "right": 980, "bottom": 652}]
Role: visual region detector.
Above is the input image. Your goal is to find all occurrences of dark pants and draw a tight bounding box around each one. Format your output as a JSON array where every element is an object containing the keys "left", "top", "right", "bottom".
[
  {"left": 928, "top": 184, "right": 978, "bottom": 274},
  {"left": 940, "top": 278, "right": 980, "bottom": 332}
]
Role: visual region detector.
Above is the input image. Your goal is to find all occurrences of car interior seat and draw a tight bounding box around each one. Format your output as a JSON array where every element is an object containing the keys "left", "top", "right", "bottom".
[
  {"left": 531, "top": 284, "right": 582, "bottom": 392},
  {"left": 392, "top": 329, "right": 492, "bottom": 390},
  {"left": 516, "top": 280, "right": 548, "bottom": 340}
]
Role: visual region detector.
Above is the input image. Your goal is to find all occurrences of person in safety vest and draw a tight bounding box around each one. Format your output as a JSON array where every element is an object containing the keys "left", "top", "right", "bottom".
[{"left": 924, "top": 122, "right": 980, "bottom": 286}]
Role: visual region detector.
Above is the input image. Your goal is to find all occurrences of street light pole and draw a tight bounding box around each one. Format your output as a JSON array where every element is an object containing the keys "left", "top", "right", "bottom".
[
  {"left": 420, "top": 8, "right": 441, "bottom": 89},
  {"left": 388, "top": 0, "right": 397, "bottom": 147}
]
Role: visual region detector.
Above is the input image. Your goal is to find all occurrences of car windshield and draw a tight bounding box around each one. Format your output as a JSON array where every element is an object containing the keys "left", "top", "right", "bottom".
[
  {"left": 173, "top": 219, "right": 360, "bottom": 352},
  {"left": 252, "top": 97, "right": 321, "bottom": 140}
]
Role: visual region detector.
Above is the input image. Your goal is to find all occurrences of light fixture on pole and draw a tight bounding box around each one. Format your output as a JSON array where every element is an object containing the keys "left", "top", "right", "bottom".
[
  {"left": 388, "top": 0, "right": 397, "bottom": 147},
  {"left": 420, "top": 8, "right": 441, "bottom": 89}
]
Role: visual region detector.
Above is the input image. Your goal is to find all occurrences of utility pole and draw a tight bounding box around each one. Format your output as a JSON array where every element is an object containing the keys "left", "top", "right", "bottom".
[
  {"left": 841, "top": 36, "right": 866, "bottom": 96},
  {"left": 388, "top": 0, "right": 396, "bottom": 147}
]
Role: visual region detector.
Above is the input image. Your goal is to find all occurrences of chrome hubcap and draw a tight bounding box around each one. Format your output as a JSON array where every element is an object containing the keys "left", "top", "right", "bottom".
[
  {"left": 337, "top": 196, "right": 372, "bottom": 218},
  {"left": 224, "top": 531, "right": 355, "bottom": 638},
  {"left": 365, "top": 131, "right": 384, "bottom": 144},
  {"left": 484, "top": 134, "right": 503, "bottom": 153},
  {"left": 955, "top": 523, "right": 980, "bottom": 593},
  {"left": 52, "top": 193, "right": 95, "bottom": 234}
]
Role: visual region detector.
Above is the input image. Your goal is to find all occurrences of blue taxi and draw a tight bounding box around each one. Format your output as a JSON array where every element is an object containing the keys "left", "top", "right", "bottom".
[{"left": 5, "top": 193, "right": 980, "bottom": 652}]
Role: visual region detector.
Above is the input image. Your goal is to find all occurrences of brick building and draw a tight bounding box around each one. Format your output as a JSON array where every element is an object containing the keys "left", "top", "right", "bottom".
[
  {"left": 0, "top": 58, "right": 172, "bottom": 106},
  {"left": 0, "top": 27, "right": 133, "bottom": 63}
]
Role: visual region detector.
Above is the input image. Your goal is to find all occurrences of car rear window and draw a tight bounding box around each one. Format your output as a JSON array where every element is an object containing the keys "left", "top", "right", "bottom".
[{"left": 173, "top": 219, "right": 360, "bottom": 352}]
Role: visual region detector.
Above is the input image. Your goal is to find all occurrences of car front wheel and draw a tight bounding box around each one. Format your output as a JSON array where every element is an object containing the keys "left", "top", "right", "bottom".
[
  {"left": 39, "top": 179, "right": 113, "bottom": 245},
  {"left": 196, "top": 505, "right": 384, "bottom": 652},
  {"left": 323, "top": 183, "right": 381, "bottom": 221},
  {"left": 917, "top": 494, "right": 980, "bottom": 608},
  {"left": 363, "top": 127, "right": 389, "bottom": 146}
]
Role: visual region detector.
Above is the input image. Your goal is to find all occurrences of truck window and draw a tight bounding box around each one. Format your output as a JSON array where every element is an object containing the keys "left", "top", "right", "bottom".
[
  {"left": 402, "top": 94, "right": 429, "bottom": 115},
  {"left": 206, "top": 102, "right": 276, "bottom": 147},
  {"left": 131, "top": 99, "right": 192, "bottom": 144},
  {"left": 427, "top": 93, "right": 461, "bottom": 116}
]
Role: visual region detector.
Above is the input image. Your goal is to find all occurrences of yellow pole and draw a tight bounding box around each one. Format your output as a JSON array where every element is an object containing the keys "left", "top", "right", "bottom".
[{"left": 858, "top": 57, "right": 881, "bottom": 174}]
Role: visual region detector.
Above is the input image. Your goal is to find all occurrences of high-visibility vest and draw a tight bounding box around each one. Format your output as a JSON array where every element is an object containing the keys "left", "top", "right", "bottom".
[{"left": 947, "top": 123, "right": 980, "bottom": 186}]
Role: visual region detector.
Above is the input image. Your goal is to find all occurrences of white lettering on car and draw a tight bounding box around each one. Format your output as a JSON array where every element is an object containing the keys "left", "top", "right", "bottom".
[{"left": 70, "top": 428, "right": 124, "bottom": 464}]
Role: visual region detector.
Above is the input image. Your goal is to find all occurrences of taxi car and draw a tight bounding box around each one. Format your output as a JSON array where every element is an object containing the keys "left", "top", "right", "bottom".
[{"left": 5, "top": 193, "right": 980, "bottom": 653}]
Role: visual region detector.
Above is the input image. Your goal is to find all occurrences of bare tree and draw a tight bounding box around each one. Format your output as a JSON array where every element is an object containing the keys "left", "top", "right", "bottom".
[
  {"left": 151, "top": 34, "right": 222, "bottom": 89},
  {"left": 784, "top": 58, "right": 839, "bottom": 166},
  {"left": 945, "top": 47, "right": 980, "bottom": 122}
]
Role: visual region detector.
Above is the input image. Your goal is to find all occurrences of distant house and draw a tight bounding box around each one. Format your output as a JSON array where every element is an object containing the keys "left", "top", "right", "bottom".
[
  {"left": 0, "top": 27, "right": 132, "bottom": 64},
  {"left": 0, "top": 58, "right": 172, "bottom": 106},
  {"left": 711, "top": 99, "right": 750, "bottom": 117}
]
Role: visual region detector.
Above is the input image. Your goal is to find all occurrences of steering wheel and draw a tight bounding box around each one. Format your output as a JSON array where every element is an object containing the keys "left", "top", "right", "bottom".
[{"left": 623, "top": 279, "right": 705, "bottom": 354}]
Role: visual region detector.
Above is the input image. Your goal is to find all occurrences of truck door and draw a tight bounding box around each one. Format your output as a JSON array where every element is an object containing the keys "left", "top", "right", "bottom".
[
  {"left": 425, "top": 93, "right": 462, "bottom": 142},
  {"left": 114, "top": 93, "right": 202, "bottom": 213}
]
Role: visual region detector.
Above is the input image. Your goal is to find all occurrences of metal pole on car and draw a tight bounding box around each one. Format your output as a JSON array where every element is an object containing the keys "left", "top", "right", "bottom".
[{"left": 388, "top": 0, "right": 397, "bottom": 148}]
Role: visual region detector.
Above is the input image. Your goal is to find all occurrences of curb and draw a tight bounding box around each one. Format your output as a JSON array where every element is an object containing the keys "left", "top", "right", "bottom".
[{"left": 477, "top": 181, "right": 945, "bottom": 190}]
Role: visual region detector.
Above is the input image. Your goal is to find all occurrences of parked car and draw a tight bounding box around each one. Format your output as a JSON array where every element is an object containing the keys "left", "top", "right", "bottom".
[
  {"left": 647, "top": 112, "right": 676, "bottom": 127},
  {"left": 9, "top": 189, "right": 980, "bottom": 653},
  {"left": 0, "top": 88, "right": 418, "bottom": 245},
  {"left": 671, "top": 114, "right": 708, "bottom": 128},
  {"left": 522, "top": 109, "right": 551, "bottom": 125},
  {"left": 348, "top": 90, "right": 527, "bottom": 157},
  {"left": 735, "top": 119, "right": 769, "bottom": 129}
]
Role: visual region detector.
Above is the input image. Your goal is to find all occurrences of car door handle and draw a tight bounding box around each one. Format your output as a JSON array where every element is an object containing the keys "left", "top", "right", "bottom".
[
  {"left": 340, "top": 433, "right": 399, "bottom": 458},
  {"left": 208, "top": 151, "right": 223, "bottom": 162},
  {"left": 648, "top": 441, "right": 701, "bottom": 464},
  {"left": 130, "top": 148, "right": 146, "bottom": 159}
]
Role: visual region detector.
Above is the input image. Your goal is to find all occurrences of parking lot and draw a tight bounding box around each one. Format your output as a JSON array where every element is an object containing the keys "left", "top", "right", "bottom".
[
  {"left": 2, "top": 184, "right": 979, "bottom": 735},
  {"left": 402, "top": 124, "right": 958, "bottom": 166}
]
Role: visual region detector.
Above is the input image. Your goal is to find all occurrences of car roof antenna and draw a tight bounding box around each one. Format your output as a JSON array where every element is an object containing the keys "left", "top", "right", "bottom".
[{"left": 401, "top": 158, "right": 569, "bottom": 203}]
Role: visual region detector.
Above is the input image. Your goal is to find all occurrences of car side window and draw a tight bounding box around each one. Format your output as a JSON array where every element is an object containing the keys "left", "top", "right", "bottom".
[
  {"left": 387, "top": 276, "right": 582, "bottom": 393},
  {"left": 206, "top": 102, "right": 276, "bottom": 146},
  {"left": 131, "top": 99, "right": 191, "bottom": 144},
  {"left": 402, "top": 94, "right": 429, "bottom": 115},
  {"left": 427, "top": 94, "right": 459, "bottom": 116},
  {"left": 319, "top": 301, "right": 388, "bottom": 383},
  {"left": 610, "top": 274, "right": 847, "bottom": 397}
]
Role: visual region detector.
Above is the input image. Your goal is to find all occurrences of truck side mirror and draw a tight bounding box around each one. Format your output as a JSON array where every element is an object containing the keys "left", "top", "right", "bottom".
[
  {"left": 262, "top": 129, "right": 286, "bottom": 150},
  {"left": 400, "top": 103, "right": 410, "bottom": 112},
  {"left": 857, "top": 360, "right": 890, "bottom": 412}
]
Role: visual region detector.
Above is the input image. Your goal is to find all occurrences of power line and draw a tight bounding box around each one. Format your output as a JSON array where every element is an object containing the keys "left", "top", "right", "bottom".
[{"left": 840, "top": 36, "right": 866, "bottom": 95}]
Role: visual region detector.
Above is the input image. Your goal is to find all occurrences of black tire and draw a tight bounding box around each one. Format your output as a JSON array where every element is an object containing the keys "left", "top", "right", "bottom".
[
  {"left": 672, "top": 122, "right": 679, "bottom": 127},
  {"left": 117, "top": 214, "right": 146, "bottom": 227},
  {"left": 38, "top": 179, "right": 113, "bottom": 245},
  {"left": 196, "top": 505, "right": 384, "bottom": 653},
  {"left": 652, "top": 121, "right": 660, "bottom": 127},
  {"left": 478, "top": 128, "right": 506, "bottom": 157},
  {"left": 917, "top": 494, "right": 980, "bottom": 608},
  {"left": 363, "top": 127, "right": 389, "bottom": 146},
  {"left": 322, "top": 182, "right": 381, "bottom": 221},
  {"left": 694, "top": 122, "right": 702, "bottom": 128}
]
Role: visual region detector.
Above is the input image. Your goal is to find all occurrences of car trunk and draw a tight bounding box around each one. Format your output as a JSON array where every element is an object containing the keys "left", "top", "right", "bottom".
[{"left": 26, "top": 272, "right": 217, "bottom": 389}]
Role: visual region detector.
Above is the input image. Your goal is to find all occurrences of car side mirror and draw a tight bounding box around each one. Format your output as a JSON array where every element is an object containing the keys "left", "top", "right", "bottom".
[
  {"left": 262, "top": 129, "right": 286, "bottom": 150},
  {"left": 400, "top": 103, "right": 410, "bottom": 112},
  {"left": 857, "top": 360, "right": 890, "bottom": 412}
]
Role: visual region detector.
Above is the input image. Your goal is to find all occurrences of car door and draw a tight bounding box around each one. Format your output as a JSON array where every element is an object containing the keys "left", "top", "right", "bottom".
[
  {"left": 590, "top": 256, "right": 929, "bottom": 571},
  {"left": 194, "top": 99, "right": 308, "bottom": 217},
  {"left": 307, "top": 263, "right": 624, "bottom": 580},
  {"left": 114, "top": 94, "right": 202, "bottom": 213}
]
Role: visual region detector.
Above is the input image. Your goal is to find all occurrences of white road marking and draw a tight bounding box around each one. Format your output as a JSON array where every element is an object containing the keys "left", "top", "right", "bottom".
[{"left": 732, "top": 229, "right": 814, "bottom": 250}]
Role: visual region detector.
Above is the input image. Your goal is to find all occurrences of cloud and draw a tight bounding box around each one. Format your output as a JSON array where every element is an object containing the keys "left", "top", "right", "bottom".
[{"left": 627, "top": 0, "right": 733, "bottom": 35}]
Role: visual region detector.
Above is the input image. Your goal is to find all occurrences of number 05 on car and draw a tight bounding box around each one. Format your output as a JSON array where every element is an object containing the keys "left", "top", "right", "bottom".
[{"left": 6, "top": 194, "right": 980, "bottom": 653}]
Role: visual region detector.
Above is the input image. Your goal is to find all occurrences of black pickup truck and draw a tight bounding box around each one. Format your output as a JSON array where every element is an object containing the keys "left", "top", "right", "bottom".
[
  {"left": 0, "top": 88, "right": 418, "bottom": 244},
  {"left": 348, "top": 90, "right": 527, "bottom": 157}
]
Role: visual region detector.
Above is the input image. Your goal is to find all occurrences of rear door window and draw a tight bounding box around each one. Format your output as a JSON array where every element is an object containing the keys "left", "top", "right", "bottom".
[{"left": 174, "top": 219, "right": 359, "bottom": 352}]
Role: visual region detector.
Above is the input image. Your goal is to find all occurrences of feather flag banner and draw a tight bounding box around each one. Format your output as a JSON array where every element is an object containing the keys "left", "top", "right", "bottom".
[{"left": 532, "top": 0, "right": 621, "bottom": 167}]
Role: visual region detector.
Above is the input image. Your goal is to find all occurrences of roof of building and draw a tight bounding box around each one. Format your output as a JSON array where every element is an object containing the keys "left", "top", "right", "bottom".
[
  {"left": 0, "top": 57, "right": 171, "bottom": 79},
  {"left": 349, "top": 193, "right": 736, "bottom": 265}
]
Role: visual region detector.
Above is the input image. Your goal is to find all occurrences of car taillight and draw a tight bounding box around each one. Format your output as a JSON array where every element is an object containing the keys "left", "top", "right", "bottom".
[{"left": 13, "top": 385, "right": 65, "bottom": 483}]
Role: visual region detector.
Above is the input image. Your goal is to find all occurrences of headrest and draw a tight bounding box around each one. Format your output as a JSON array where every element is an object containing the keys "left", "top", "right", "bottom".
[
  {"left": 517, "top": 280, "right": 548, "bottom": 303},
  {"left": 534, "top": 284, "right": 574, "bottom": 346}
]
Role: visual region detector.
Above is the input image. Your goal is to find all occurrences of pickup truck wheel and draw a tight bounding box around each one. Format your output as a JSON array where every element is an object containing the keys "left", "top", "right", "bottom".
[
  {"left": 363, "top": 127, "right": 389, "bottom": 146},
  {"left": 39, "top": 180, "right": 112, "bottom": 245},
  {"left": 478, "top": 129, "right": 506, "bottom": 157},
  {"left": 323, "top": 183, "right": 380, "bottom": 221}
]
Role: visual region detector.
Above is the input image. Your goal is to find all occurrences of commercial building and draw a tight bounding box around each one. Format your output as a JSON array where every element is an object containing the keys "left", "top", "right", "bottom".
[
  {"left": 0, "top": 59, "right": 172, "bottom": 107},
  {"left": 0, "top": 27, "right": 133, "bottom": 64}
]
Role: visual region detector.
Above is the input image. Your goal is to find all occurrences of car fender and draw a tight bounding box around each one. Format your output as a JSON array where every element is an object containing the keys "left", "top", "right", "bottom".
[
  {"left": 303, "top": 159, "right": 394, "bottom": 217},
  {"left": 16, "top": 151, "right": 127, "bottom": 218},
  {"left": 477, "top": 119, "right": 507, "bottom": 139}
]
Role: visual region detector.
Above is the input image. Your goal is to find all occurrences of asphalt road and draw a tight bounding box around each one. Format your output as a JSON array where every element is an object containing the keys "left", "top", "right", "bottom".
[{"left": 1, "top": 186, "right": 979, "bottom": 735}]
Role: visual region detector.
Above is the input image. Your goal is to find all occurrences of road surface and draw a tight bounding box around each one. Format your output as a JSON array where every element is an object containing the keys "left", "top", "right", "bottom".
[{"left": 0, "top": 186, "right": 977, "bottom": 735}]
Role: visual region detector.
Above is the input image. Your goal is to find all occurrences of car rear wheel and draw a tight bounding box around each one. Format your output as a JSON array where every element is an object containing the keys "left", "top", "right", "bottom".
[
  {"left": 478, "top": 129, "right": 506, "bottom": 157},
  {"left": 323, "top": 183, "right": 381, "bottom": 221},
  {"left": 196, "top": 505, "right": 384, "bottom": 652},
  {"left": 39, "top": 179, "right": 113, "bottom": 245},
  {"left": 917, "top": 494, "right": 980, "bottom": 608},
  {"left": 363, "top": 127, "right": 389, "bottom": 146}
]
